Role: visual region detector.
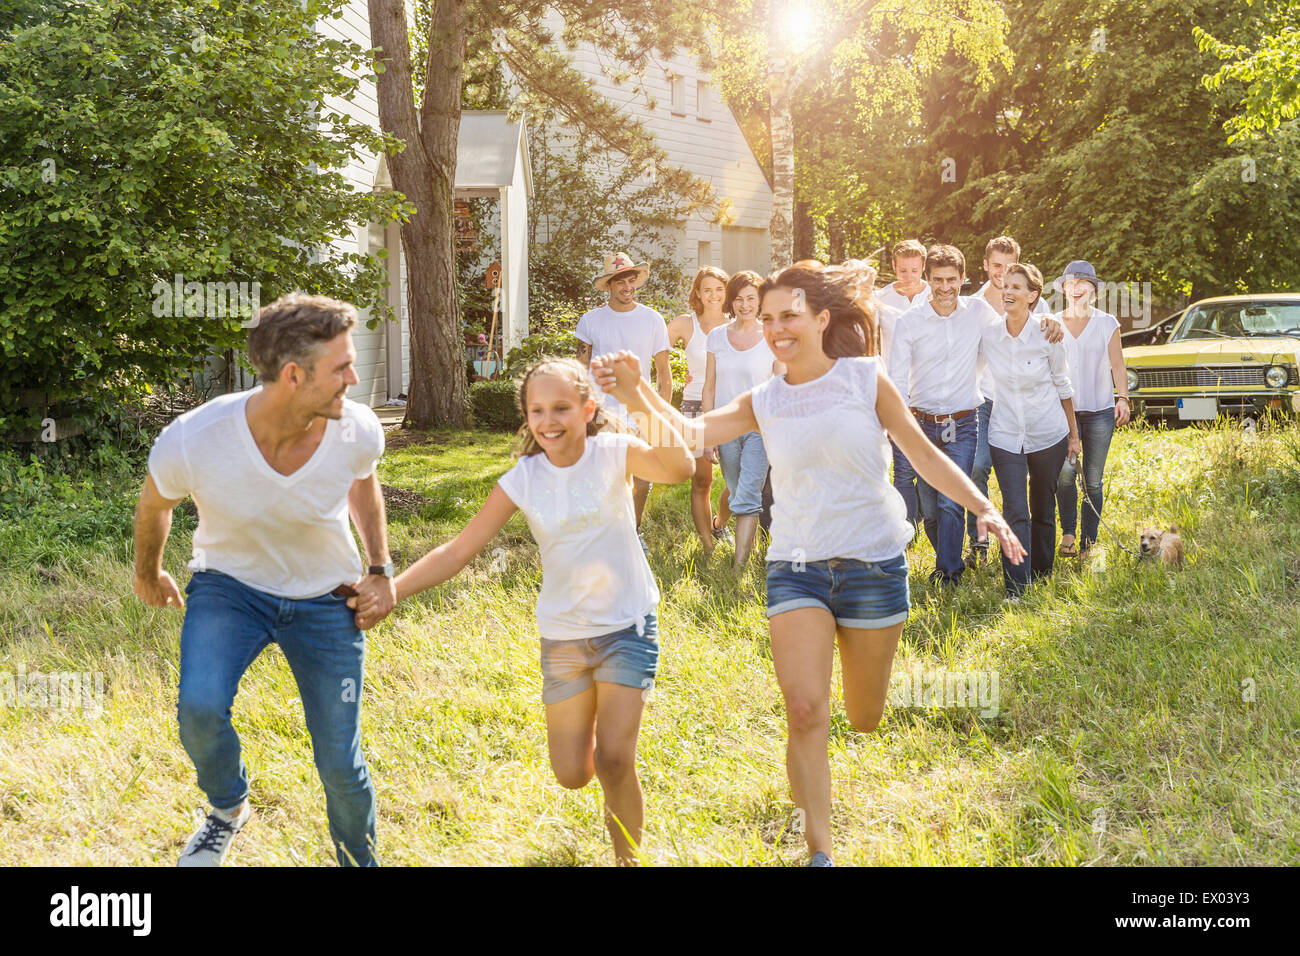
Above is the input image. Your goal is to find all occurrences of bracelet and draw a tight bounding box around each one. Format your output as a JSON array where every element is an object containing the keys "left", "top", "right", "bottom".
[{"left": 1117, "top": 396, "right": 1130, "bottom": 403}]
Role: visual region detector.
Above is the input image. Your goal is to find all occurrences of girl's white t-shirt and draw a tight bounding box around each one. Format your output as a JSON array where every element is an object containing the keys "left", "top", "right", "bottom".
[
  {"left": 683, "top": 314, "right": 708, "bottom": 403},
  {"left": 750, "top": 357, "right": 913, "bottom": 563},
  {"left": 496, "top": 432, "right": 658, "bottom": 641},
  {"left": 1061, "top": 309, "right": 1121, "bottom": 412},
  {"left": 707, "top": 324, "right": 777, "bottom": 408},
  {"left": 146, "top": 387, "right": 385, "bottom": 599}
]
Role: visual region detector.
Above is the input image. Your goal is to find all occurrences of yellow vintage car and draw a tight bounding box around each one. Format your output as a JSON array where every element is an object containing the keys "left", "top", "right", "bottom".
[{"left": 1123, "top": 293, "right": 1300, "bottom": 422}]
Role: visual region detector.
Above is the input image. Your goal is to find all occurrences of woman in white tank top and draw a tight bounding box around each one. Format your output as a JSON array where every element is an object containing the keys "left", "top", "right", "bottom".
[
  {"left": 591, "top": 265, "right": 1025, "bottom": 867},
  {"left": 668, "top": 267, "right": 730, "bottom": 556}
]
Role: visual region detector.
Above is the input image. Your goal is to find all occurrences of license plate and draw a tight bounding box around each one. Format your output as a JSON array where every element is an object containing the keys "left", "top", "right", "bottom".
[{"left": 1177, "top": 397, "right": 1218, "bottom": 420}]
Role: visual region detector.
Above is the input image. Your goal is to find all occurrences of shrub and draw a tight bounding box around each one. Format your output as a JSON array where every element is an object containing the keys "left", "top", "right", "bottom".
[{"left": 469, "top": 379, "right": 522, "bottom": 431}]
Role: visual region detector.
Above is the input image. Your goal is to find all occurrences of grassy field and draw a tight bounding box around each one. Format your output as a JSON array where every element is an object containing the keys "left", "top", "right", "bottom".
[{"left": 2, "top": 417, "right": 1299, "bottom": 866}]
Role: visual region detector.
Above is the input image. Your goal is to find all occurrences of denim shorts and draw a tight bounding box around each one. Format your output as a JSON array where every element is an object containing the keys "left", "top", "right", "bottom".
[
  {"left": 765, "top": 555, "right": 910, "bottom": 629},
  {"left": 539, "top": 612, "right": 660, "bottom": 704}
]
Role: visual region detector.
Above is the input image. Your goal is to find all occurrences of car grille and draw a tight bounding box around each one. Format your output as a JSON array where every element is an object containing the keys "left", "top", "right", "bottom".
[{"left": 1136, "top": 365, "right": 1276, "bottom": 389}]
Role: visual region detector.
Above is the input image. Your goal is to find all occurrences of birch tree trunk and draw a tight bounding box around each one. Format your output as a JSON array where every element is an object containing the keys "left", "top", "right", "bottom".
[
  {"left": 369, "top": 0, "right": 468, "bottom": 428},
  {"left": 767, "top": 2, "right": 794, "bottom": 273}
]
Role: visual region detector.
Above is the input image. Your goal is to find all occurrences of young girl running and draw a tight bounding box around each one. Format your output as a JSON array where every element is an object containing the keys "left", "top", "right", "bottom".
[
  {"left": 668, "top": 267, "right": 731, "bottom": 557},
  {"left": 592, "top": 266, "right": 1025, "bottom": 866},
  {"left": 350, "top": 358, "right": 693, "bottom": 865}
]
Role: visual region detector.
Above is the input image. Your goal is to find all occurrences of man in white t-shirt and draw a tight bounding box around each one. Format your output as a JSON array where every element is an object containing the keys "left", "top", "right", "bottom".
[
  {"left": 967, "top": 235, "right": 1050, "bottom": 567},
  {"left": 874, "top": 239, "right": 931, "bottom": 531},
  {"left": 575, "top": 252, "right": 672, "bottom": 527},
  {"left": 132, "top": 293, "right": 394, "bottom": 867}
]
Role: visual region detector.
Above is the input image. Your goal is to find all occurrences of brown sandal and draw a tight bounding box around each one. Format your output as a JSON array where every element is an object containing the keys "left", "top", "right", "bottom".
[{"left": 1059, "top": 536, "right": 1078, "bottom": 558}]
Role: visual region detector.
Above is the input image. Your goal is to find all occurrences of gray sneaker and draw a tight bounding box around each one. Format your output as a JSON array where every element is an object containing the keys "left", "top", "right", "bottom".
[
  {"left": 808, "top": 851, "right": 835, "bottom": 867},
  {"left": 177, "top": 799, "right": 250, "bottom": 867}
]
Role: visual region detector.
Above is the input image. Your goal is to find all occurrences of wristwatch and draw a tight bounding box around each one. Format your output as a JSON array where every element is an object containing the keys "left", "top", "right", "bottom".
[{"left": 368, "top": 562, "right": 395, "bottom": 578}]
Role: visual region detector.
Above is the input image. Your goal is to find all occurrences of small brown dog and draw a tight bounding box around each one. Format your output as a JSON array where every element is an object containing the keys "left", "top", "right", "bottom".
[{"left": 1139, "top": 526, "right": 1184, "bottom": 564}]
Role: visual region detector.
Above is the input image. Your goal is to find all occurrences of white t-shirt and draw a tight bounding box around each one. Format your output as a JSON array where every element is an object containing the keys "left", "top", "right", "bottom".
[
  {"left": 682, "top": 314, "right": 708, "bottom": 403},
  {"left": 974, "top": 281, "right": 1050, "bottom": 403},
  {"left": 575, "top": 303, "right": 670, "bottom": 421},
  {"left": 1061, "top": 308, "right": 1121, "bottom": 412},
  {"left": 706, "top": 324, "right": 777, "bottom": 409},
  {"left": 147, "top": 388, "right": 385, "bottom": 600},
  {"left": 750, "top": 357, "right": 913, "bottom": 563},
  {"left": 496, "top": 431, "right": 658, "bottom": 642}
]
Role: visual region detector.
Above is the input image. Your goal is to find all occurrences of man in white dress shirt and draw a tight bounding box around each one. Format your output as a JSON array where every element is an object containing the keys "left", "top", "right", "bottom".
[
  {"left": 874, "top": 239, "right": 931, "bottom": 530},
  {"left": 966, "top": 236, "right": 1051, "bottom": 567},
  {"left": 889, "top": 244, "right": 1063, "bottom": 587},
  {"left": 575, "top": 252, "right": 673, "bottom": 527}
]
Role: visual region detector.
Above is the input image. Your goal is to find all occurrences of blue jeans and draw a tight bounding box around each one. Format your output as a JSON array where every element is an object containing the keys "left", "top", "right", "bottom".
[
  {"left": 717, "top": 430, "right": 768, "bottom": 515},
  {"left": 966, "top": 398, "right": 995, "bottom": 550},
  {"left": 177, "top": 570, "right": 377, "bottom": 866},
  {"left": 1056, "top": 409, "right": 1116, "bottom": 550},
  {"left": 990, "top": 436, "right": 1069, "bottom": 597},
  {"left": 766, "top": 554, "right": 910, "bottom": 629},
  {"left": 915, "top": 414, "right": 978, "bottom": 584},
  {"left": 891, "top": 440, "right": 923, "bottom": 527}
]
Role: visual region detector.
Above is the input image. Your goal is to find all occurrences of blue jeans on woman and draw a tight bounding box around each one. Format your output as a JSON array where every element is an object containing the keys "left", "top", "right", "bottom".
[
  {"left": 914, "top": 413, "right": 978, "bottom": 585},
  {"left": 717, "top": 430, "right": 769, "bottom": 516},
  {"left": 989, "top": 435, "right": 1069, "bottom": 597},
  {"left": 177, "top": 570, "right": 377, "bottom": 866},
  {"left": 966, "top": 398, "right": 995, "bottom": 551},
  {"left": 1056, "top": 408, "right": 1116, "bottom": 551}
]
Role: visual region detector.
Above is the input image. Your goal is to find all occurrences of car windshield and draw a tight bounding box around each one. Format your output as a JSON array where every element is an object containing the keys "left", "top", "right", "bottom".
[{"left": 1172, "top": 303, "right": 1300, "bottom": 341}]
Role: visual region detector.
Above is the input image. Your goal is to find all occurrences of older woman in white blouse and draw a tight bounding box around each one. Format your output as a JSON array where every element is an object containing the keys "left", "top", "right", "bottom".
[{"left": 978, "top": 263, "right": 1081, "bottom": 599}]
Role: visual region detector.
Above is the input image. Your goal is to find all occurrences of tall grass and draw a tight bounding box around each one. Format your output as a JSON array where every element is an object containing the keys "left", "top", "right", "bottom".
[{"left": 1, "top": 417, "right": 1298, "bottom": 865}]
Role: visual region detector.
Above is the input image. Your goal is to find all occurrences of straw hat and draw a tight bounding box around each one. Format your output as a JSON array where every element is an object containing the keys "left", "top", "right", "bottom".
[{"left": 592, "top": 252, "right": 650, "bottom": 292}]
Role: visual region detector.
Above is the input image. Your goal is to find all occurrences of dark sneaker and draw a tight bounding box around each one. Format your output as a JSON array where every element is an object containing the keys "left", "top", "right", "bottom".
[
  {"left": 808, "top": 851, "right": 835, "bottom": 867},
  {"left": 177, "top": 800, "right": 250, "bottom": 867}
]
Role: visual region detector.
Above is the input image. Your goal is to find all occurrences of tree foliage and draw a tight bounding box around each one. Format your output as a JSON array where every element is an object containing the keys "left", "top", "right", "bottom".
[{"left": 0, "top": 0, "right": 410, "bottom": 435}]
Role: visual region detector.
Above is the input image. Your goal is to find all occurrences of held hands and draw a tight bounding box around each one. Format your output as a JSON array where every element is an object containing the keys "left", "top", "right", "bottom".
[
  {"left": 133, "top": 570, "right": 185, "bottom": 609},
  {"left": 346, "top": 574, "right": 397, "bottom": 630},
  {"left": 589, "top": 350, "right": 643, "bottom": 406},
  {"left": 976, "top": 506, "right": 1027, "bottom": 565},
  {"left": 1040, "top": 315, "right": 1065, "bottom": 344}
]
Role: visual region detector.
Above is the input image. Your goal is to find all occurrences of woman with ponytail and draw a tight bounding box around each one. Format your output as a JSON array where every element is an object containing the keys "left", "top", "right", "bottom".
[{"left": 591, "top": 267, "right": 1025, "bottom": 866}]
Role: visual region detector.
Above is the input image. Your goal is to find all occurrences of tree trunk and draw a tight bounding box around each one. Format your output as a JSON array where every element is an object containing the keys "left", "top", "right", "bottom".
[
  {"left": 794, "top": 199, "right": 813, "bottom": 262},
  {"left": 828, "top": 218, "right": 845, "bottom": 264},
  {"left": 369, "top": 0, "right": 468, "bottom": 428},
  {"left": 767, "top": 4, "right": 794, "bottom": 272}
]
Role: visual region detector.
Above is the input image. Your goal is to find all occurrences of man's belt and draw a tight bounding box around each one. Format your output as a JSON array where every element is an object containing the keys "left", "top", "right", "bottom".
[{"left": 911, "top": 407, "right": 975, "bottom": 424}]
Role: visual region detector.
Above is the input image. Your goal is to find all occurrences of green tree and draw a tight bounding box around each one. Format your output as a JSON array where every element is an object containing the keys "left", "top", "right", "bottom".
[
  {"left": 369, "top": 0, "right": 715, "bottom": 427},
  {"left": 0, "top": 0, "right": 410, "bottom": 436},
  {"left": 1197, "top": 2, "right": 1300, "bottom": 142}
]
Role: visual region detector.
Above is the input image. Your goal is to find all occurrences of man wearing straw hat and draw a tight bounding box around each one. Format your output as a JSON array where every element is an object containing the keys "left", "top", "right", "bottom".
[{"left": 575, "top": 252, "right": 673, "bottom": 527}]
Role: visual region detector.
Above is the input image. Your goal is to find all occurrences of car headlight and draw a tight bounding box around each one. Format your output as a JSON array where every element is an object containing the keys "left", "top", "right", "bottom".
[
  {"left": 1126, "top": 368, "right": 1139, "bottom": 391},
  {"left": 1265, "top": 365, "right": 1289, "bottom": 389}
]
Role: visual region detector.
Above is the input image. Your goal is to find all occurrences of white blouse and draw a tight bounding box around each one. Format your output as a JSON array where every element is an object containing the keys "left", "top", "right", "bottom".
[
  {"left": 750, "top": 357, "right": 913, "bottom": 563},
  {"left": 682, "top": 314, "right": 708, "bottom": 403},
  {"left": 1061, "top": 309, "right": 1121, "bottom": 413},
  {"left": 978, "top": 316, "right": 1075, "bottom": 455},
  {"left": 707, "top": 323, "right": 777, "bottom": 409}
]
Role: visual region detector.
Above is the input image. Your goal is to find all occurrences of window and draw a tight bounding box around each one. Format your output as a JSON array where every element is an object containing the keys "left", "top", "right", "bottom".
[
  {"left": 670, "top": 75, "right": 686, "bottom": 115},
  {"left": 697, "top": 80, "right": 712, "bottom": 121},
  {"left": 697, "top": 241, "right": 712, "bottom": 268}
]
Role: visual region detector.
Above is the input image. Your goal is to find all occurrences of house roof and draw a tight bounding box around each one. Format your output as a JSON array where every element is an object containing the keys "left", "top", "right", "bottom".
[{"left": 455, "top": 110, "right": 533, "bottom": 198}]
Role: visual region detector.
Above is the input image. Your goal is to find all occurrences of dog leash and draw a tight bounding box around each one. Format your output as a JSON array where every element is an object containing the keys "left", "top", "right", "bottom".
[{"left": 1072, "top": 457, "right": 1140, "bottom": 557}]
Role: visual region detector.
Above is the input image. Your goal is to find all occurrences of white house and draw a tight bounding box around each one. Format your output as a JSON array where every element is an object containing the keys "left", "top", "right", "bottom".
[{"left": 320, "top": 3, "right": 772, "bottom": 409}]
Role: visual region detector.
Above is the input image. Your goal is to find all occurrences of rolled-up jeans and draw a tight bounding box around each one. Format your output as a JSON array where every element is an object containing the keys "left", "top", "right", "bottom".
[
  {"left": 966, "top": 398, "right": 995, "bottom": 550},
  {"left": 717, "top": 430, "right": 768, "bottom": 516},
  {"left": 177, "top": 570, "right": 377, "bottom": 866},
  {"left": 1056, "top": 408, "right": 1116, "bottom": 550},
  {"left": 914, "top": 413, "right": 978, "bottom": 584}
]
